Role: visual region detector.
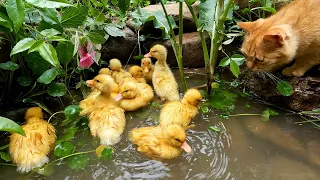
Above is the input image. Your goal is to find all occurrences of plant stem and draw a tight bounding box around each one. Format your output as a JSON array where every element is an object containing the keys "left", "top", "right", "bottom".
[
  {"left": 48, "top": 111, "right": 64, "bottom": 123},
  {"left": 229, "top": 113, "right": 262, "bottom": 117},
  {"left": 47, "top": 150, "right": 96, "bottom": 166},
  {"left": 0, "top": 163, "right": 16, "bottom": 166}
]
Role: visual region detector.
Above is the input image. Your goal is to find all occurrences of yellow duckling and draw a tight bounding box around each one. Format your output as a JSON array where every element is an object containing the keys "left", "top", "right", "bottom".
[
  {"left": 99, "top": 67, "right": 119, "bottom": 94},
  {"left": 160, "top": 89, "right": 202, "bottom": 129},
  {"left": 115, "top": 81, "right": 154, "bottom": 111},
  {"left": 79, "top": 74, "right": 119, "bottom": 116},
  {"left": 141, "top": 57, "right": 154, "bottom": 83},
  {"left": 129, "top": 65, "right": 147, "bottom": 83},
  {"left": 9, "top": 107, "right": 56, "bottom": 173},
  {"left": 109, "top": 58, "right": 131, "bottom": 82},
  {"left": 79, "top": 74, "right": 126, "bottom": 145},
  {"left": 144, "top": 44, "right": 179, "bottom": 101},
  {"left": 129, "top": 124, "right": 191, "bottom": 159}
]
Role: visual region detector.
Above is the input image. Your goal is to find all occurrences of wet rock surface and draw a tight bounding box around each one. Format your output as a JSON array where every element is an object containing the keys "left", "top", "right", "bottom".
[{"left": 241, "top": 67, "right": 320, "bottom": 111}]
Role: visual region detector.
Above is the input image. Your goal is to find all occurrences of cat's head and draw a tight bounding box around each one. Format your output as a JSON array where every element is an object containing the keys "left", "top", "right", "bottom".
[{"left": 238, "top": 19, "right": 298, "bottom": 72}]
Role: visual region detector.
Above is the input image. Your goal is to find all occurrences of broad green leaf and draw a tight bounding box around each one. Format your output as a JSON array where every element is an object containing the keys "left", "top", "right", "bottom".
[
  {"left": 0, "top": 144, "right": 8, "bottom": 150},
  {"left": 28, "top": 40, "right": 45, "bottom": 53},
  {"left": 37, "top": 68, "right": 58, "bottom": 84},
  {"left": 277, "top": 80, "right": 294, "bottom": 96},
  {"left": 61, "top": 6, "right": 88, "bottom": 28},
  {"left": 56, "top": 126, "right": 77, "bottom": 143},
  {"left": 25, "top": 7, "right": 42, "bottom": 23},
  {"left": 49, "top": 36, "right": 67, "bottom": 41},
  {"left": 37, "top": 43, "right": 60, "bottom": 67},
  {"left": 86, "top": 31, "right": 105, "bottom": 44},
  {"left": 153, "top": 11, "right": 177, "bottom": 38},
  {"left": 199, "top": 0, "right": 217, "bottom": 32},
  {"left": 230, "top": 54, "right": 245, "bottom": 66},
  {"left": 0, "top": 12, "right": 13, "bottom": 31},
  {"left": 25, "top": 0, "right": 72, "bottom": 8},
  {"left": 33, "top": 163, "right": 55, "bottom": 177},
  {"left": 40, "top": 28, "right": 61, "bottom": 37},
  {"left": 17, "top": 76, "right": 33, "bottom": 86},
  {"left": 104, "top": 24, "right": 125, "bottom": 37},
  {"left": 39, "top": 8, "right": 60, "bottom": 25},
  {"left": 200, "top": 106, "right": 209, "bottom": 113},
  {"left": 10, "top": 38, "right": 36, "bottom": 56},
  {"left": 56, "top": 41, "right": 74, "bottom": 65},
  {"left": 72, "top": 31, "right": 79, "bottom": 56},
  {"left": 54, "top": 141, "right": 74, "bottom": 157},
  {"left": 48, "top": 82, "right": 67, "bottom": 97},
  {"left": 64, "top": 105, "right": 80, "bottom": 121},
  {"left": 0, "top": 116, "right": 25, "bottom": 136},
  {"left": 230, "top": 60, "right": 240, "bottom": 78},
  {"left": 0, "top": 61, "right": 19, "bottom": 71},
  {"left": 96, "top": 145, "right": 113, "bottom": 160},
  {"left": 0, "top": 151, "right": 11, "bottom": 162},
  {"left": 118, "top": 0, "right": 130, "bottom": 14},
  {"left": 25, "top": 52, "right": 50, "bottom": 76},
  {"left": 209, "top": 125, "right": 221, "bottom": 132},
  {"left": 185, "top": 0, "right": 197, "bottom": 5},
  {"left": 67, "top": 154, "right": 89, "bottom": 170},
  {"left": 219, "top": 57, "right": 230, "bottom": 67},
  {"left": 6, "top": 0, "right": 25, "bottom": 31},
  {"left": 131, "top": 7, "right": 154, "bottom": 28},
  {"left": 38, "top": 19, "right": 63, "bottom": 32},
  {"left": 209, "top": 89, "right": 238, "bottom": 112}
]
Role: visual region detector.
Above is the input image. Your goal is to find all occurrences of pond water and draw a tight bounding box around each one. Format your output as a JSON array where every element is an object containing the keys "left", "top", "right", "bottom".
[{"left": 1, "top": 69, "right": 320, "bottom": 180}]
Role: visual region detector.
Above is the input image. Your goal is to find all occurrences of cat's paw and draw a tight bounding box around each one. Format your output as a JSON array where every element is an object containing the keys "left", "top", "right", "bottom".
[
  {"left": 282, "top": 67, "right": 305, "bottom": 77},
  {"left": 282, "top": 67, "right": 293, "bottom": 77}
]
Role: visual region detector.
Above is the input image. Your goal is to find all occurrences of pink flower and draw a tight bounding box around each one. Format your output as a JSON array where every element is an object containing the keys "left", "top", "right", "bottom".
[{"left": 78, "top": 44, "right": 96, "bottom": 68}]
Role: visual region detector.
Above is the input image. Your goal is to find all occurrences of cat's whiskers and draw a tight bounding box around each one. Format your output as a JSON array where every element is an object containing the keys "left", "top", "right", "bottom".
[
  {"left": 263, "top": 71, "right": 280, "bottom": 83},
  {"left": 257, "top": 71, "right": 267, "bottom": 81}
]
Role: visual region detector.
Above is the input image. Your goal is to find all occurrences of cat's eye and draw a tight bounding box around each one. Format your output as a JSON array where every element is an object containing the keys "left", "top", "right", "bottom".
[{"left": 255, "top": 57, "right": 264, "bottom": 62}]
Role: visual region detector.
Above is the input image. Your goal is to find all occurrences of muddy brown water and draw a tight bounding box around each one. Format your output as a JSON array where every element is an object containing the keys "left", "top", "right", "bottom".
[{"left": 0, "top": 70, "right": 320, "bottom": 180}]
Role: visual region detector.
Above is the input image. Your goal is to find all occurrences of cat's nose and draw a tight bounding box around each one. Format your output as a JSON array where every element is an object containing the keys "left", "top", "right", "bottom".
[{"left": 247, "top": 61, "right": 254, "bottom": 69}]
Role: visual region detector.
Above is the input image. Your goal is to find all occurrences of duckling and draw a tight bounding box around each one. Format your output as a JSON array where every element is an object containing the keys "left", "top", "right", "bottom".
[
  {"left": 98, "top": 67, "right": 119, "bottom": 94},
  {"left": 144, "top": 44, "right": 179, "bottom": 101},
  {"left": 129, "top": 65, "right": 147, "bottom": 83},
  {"left": 109, "top": 58, "right": 131, "bottom": 82},
  {"left": 79, "top": 74, "right": 119, "bottom": 116},
  {"left": 141, "top": 57, "right": 154, "bottom": 83},
  {"left": 115, "top": 81, "right": 154, "bottom": 111},
  {"left": 9, "top": 107, "right": 56, "bottom": 173},
  {"left": 129, "top": 124, "right": 191, "bottom": 159},
  {"left": 159, "top": 89, "right": 202, "bottom": 129},
  {"left": 99, "top": 68, "right": 112, "bottom": 75},
  {"left": 79, "top": 74, "right": 126, "bottom": 145}
]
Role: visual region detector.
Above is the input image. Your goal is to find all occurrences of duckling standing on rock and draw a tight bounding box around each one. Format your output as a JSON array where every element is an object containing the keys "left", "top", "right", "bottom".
[
  {"left": 130, "top": 124, "right": 192, "bottom": 159},
  {"left": 9, "top": 107, "right": 56, "bottom": 173},
  {"left": 115, "top": 81, "right": 154, "bottom": 111},
  {"left": 144, "top": 44, "right": 179, "bottom": 101},
  {"left": 79, "top": 74, "right": 126, "bottom": 145},
  {"left": 141, "top": 57, "right": 154, "bottom": 83},
  {"left": 129, "top": 65, "right": 147, "bottom": 83},
  {"left": 160, "top": 89, "right": 202, "bottom": 129}
]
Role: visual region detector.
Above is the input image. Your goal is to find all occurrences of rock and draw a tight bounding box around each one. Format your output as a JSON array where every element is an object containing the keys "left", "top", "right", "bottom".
[
  {"left": 100, "top": 26, "right": 138, "bottom": 64},
  {"left": 241, "top": 67, "right": 320, "bottom": 111},
  {"left": 126, "top": 2, "right": 199, "bottom": 33}
]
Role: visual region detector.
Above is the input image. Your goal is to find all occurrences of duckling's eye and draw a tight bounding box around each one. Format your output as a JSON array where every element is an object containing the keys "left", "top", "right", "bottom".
[
  {"left": 153, "top": 50, "right": 156, "bottom": 53},
  {"left": 175, "top": 138, "right": 181, "bottom": 142},
  {"left": 96, "top": 80, "right": 100, "bottom": 83},
  {"left": 124, "top": 90, "right": 128, "bottom": 93}
]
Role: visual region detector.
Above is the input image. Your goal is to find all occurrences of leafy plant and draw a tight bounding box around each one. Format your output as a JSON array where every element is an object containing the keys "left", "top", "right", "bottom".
[{"left": 0, "top": 116, "right": 25, "bottom": 136}]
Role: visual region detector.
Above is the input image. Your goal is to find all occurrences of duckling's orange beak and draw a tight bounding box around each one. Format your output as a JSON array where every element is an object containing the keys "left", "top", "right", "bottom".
[
  {"left": 115, "top": 93, "right": 123, "bottom": 101},
  {"left": 86, "top": 80, "right": 94, "bottom": 87},
  {"left": 144, "top": 52, "right": 152, "bottom": 58},
  {"left": 181, "top": 141, "right": 192, "bottom": 153}
]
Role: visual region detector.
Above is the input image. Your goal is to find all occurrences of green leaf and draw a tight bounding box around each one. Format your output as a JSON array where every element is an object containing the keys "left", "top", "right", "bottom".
[
  {"left": 277, "top": 80, "right": 294, "bottom": 96},
  {"left": 266, "top": 108, "right": 279, "bottom": 116},
  {"left": 118, "top": 0, "right": 130, "bottom": 14},
  {"left": 40, "top": 28, "right": 61, "bottom": 37},
  {"left": 0, "top": 151, "right": 11, "bottom": 162},
  {"left": 64, "top": 105, "right": 80, "bottom": 121},
  {"left": 86, "top": 31, "right": 105, "bottom": 44},
  {"left": 25, "top": 0, "right": 72, "bottom": 8},
  {"left": 209, "top": 125, "right": 221, "bottom": 132},
  {"left": 39, "top": 8, "right": 60, "bottom": 25},
  {"left": 185, "top": 0, "right": 197, "bottom": 5},
  {"left": 230, "top": 60, "right": 240, "bottom": 78},
  {"left": 48, "top": 36, "right": 67, "bottom": 42},
  {"left": 10, "top": 38, "right": 36, "bottom": 56},
  {"left": 25, "top": 52, "right": 50, "bottom": 76},
  {"left": 0, "top": 144, "right": 8, "bottom": 150},
  {"left": 230, "top": 54, "right": 245, "bottom": 66},
  {"left": 17, "top": 76, "right": 33, "bottom": 86},
  {"left": 56, "top": 126, "right": 77, "bottom": 143},
  {"left": 262, "top": 109, "right": 270, "bottom": 121},
  {"left": 0, "top": 12, "right": 13, "bottom": 31},
  {"left": 54, "top": 141, "right": 74, "bottom": 157},
  {"left": 67, "top": 154, "right": 89, "bottom": 170},
  {"left": 209, "top": 90, "right": 238, "bottom": 112},
  {"left": 131, "top": 7, "right": 154, "bottom": 29},
  {"left": 25, "top": 7, "right": 42, "bottom": 24},
  {"left": 47, "top": 82, "right": 67, "bottom": 97},
  {"left": 219, "top": 57, "right": 230, "bottom": 67},
  {"left": 37, "top": 68, "right": 58, "bottom": 84},
  {"left": 37, "top": 43, "right": 60, "bottom": 67},
  {"left": 56, "top": 41, "right": 74, "bottom": 65},
  {"left": 200, "top": 106, "right": 209, "bottom": 113},
  {"left": 104, "top": 24, "right": 125, "bottom": 37},
  {"left": 61, "top": 6, "right": 88, "bottom": 28},
  {"left": 38, "top": 19, "right": 63, "bottom": 32},
  {"left": 100, "top": 147, "right": 113, "bottom": 160},
  {"left": 28, "top": 40, "right": 45, "bottom": 53},
  {"left": 72, "top": 31, "right": 79, "bottom": 56},
  {"left": 0, "top": 61, "right": 19, "bottom": 71},
  {"left": 199, "top": 0, "right": 216, "bottom": 32},
  {"left": 6, "top": 0, "right": 25, "bottom": 31},
  {"left": 33, "top": 163, "right": 55, "bottom": 177},
  {"left": 153, "top": 11, "right": 177, "bottom": 38},
  {"left": 0, "top": 116, "right": 25, "bottom": 136}
]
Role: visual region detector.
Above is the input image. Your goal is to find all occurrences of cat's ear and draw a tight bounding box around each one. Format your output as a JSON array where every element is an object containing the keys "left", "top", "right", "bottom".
[
  {"left": 263, "top": 30, "right": 287, "bottom": 46},
  {"left": 237, "top": 22, "right": 256, "bottom": 32}
]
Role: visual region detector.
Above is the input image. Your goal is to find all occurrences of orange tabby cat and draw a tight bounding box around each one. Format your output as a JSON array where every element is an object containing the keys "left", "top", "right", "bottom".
[{"left": 238, "top": 0, "right": 320, "bottom": 77}]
